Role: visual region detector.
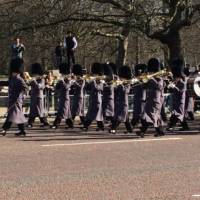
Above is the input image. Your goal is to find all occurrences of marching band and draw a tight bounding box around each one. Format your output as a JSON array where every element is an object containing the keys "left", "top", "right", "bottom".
[{"left": 0, "top": 56, "right": 198, "bottom": 137}]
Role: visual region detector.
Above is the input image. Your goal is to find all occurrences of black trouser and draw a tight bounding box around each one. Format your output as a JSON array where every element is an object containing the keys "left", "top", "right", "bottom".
[
  {"left": 111, "top": 119, "right": 132, "bottom": 132},
  {"left": 131, "top": 117, "right": 140, "bottom": 127},
  {"left": 2, "top": 119, "right": 24, "bottom": 132},
  {"left": 53, "top": 117, "right": 73, "bottom": 128},
  {"left": 84, "top": 120, "right": 104, "bottom": 129},
  {"left": 168, "top": 114, "right": 189, "bottom": 129},
  {"left": 140, "top": 119, "right": 163, "bottom": 134},
  {"left": 187, "top": 112, "right": 194, "bottom": 120},
  {"left": 28, "top": 117, "right": 48, "bottom": 125},
  {"left": 67, "top": 49, "right": 75, "bottom": 65}
]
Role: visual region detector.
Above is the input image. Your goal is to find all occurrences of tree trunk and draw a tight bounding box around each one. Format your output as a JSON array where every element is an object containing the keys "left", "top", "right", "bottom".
[
  {"left": 161, "top": 31, "right": 183, "bottom": 64},
  {"left": 116, "top": 37, "right": 129, "bottom": 67}
]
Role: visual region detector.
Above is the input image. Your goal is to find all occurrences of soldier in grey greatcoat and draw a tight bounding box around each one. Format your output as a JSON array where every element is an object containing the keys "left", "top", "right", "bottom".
[
  {"left": 167, "top": 59, "right": 189, "bottom": 131},
  {"left": 184, "top": 67, "right": 195, "bottom": 121},
  {"left": 109, "top": 65, "right": 133, "bottom": 134},
  {"left": 83, "top": 63, "right": 104, "bottom": 131},
  {"left": 27, "top": 63, "right": 49, "bottom": 127},
  {"left": 51, "top": 63, "right": 74, "bottom": 129},
  {"left": 102, "top": 64, "right": 115, "bottom": 122},
  {"left": 137, "top": 58, "right": 165, "bottom": 138},
  {"left": 1, "top": 58, "right": 28, "bottom": 136},
  {"left": 131, "top": 64, "right": 147, "bottom": 128},
  {"left": 71, "top": 64, "right": 85, "bottom": 124}
]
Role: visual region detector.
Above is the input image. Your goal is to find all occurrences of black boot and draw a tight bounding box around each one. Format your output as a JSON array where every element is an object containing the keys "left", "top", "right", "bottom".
[
  {"left": 154, "top": 127, "right": 165, "bottom": 137},
  {"left": 179, "top": 120, "right": 189, "bottom": 131}
]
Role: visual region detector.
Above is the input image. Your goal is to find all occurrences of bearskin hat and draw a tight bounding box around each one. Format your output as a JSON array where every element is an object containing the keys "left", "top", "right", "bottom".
[
  {"left": 171, "top": 58, "right": 185, "bottom": 78},
  {"left": 59, "top": 63, "right": 71, "bottom": 75},
  {"left": 72, "top": 64, "right": 83, "bottom": 76},
  {"left": 184, "top": 67, "right": 190, "bottom": 77},
  {"left": 134, "top": 64, "right": 147, "bottom": 77},
  {"left": 147, "top": 58, "right": 160, "bottom": 73},
  {"left": 91, "top": 62, "right": 104, "bottom": 76},
  {"left": 108, "top": 62, "right": 118, "bottom": 75},
  {"left": 118, "top": 65, "right": 132, "bottom": 80},
  {"left": 10, "top": 58, "right": 24, "bottom": 73},
  {"left": 102, "top": 63, "right": 113, "bottom": 80},
  {"left": 30, "top": 63, "right": 44, "bottom": 76}
]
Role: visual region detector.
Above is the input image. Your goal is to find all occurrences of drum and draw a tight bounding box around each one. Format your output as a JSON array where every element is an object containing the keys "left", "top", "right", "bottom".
[{"left": 187, "top": 76, "right": 200, "bottom": 97}]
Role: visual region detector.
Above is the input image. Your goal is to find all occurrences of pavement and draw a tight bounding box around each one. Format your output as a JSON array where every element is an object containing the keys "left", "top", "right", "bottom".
[{"left": 0, "top": 120, "right": 200, "bottom": 200}]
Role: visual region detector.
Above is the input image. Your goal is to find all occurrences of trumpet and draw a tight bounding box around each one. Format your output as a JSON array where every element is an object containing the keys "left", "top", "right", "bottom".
[
  {"left": 73, "top": 74, "right": 107, "bottom": 81},
  {"left": 139, "top": 69, "right": 172, "bottom": 83},
  {"left": 111, "top": 69, "right": 172, "bottom": 86}
]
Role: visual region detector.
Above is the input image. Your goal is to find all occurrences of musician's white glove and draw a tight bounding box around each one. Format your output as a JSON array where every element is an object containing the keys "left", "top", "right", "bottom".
[{"left": 168, "top": 83, "right": 175, "bottom": 88}]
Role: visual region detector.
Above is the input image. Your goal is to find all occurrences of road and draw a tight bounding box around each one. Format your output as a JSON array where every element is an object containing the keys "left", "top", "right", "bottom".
[{"left": 0, "top": 121, "right": 200, "bottom": 200}]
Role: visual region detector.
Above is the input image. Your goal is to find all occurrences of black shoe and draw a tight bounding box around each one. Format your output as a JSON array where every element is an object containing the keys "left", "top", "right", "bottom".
[
  {"left": 179, "top": 127, "right": 190, "bottom": 131},
  {"left": 96, "top": 128, "right": 104, "bottom": 132},
  {"left": 1, "top": 130, "right": 6, "bottom": 136},
  {"left": 15, "top": 131, "right": 26, "bottom": 137},
  {"left": 136, "top": 131, "right": 144, "bottom": 138},
  {"left": 40, "top": 123, "right": 50, "bottom": 128},
  {"left": 155, "top": 128, "right": 165, "bottom": 137}
]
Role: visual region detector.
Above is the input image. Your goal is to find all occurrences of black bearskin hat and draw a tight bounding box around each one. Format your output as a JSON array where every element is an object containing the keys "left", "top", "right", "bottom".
[
  {"left": 59, "top": 63, "right": 71, "bottom": 75},
  {"left": 184, "top": 67, "right": 190, "bottom": 77},
  {"left": 147, "top": 58, "right": 160, "bottom": 73},
  {"left": 108, "top": 62, "right": 118, "bottom": 75},
  {"left": 91, "top": 62, "right": 104, "bottom": 76},
  {"left": 171, "top": 58, "right": 184, "bottom": 78},
  {"left": 134, "top": 64, "right": 147, "bottom": 77},
  {"left": 102, "top": 63, "right": 113, "bottom": 80},
  {"left": 31, "top": 63, "right": 44, "bottom": 76},
  {"left": 10, "top": 58, "right": 24, "bottom": 73},
  {"left": 72, "top": 64, "right": 83, "bottom": 76},
  {"left": 118, "top": 65, "right": 132, "bottom": 80}
]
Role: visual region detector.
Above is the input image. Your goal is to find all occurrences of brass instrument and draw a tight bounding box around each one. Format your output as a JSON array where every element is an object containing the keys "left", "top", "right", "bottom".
[{"left": 111, "top": 69, "right": 172, "bottom": 87}]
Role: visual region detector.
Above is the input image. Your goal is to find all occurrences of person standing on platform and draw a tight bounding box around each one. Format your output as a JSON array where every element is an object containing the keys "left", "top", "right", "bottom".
[
  {"left": 64, "top": 31, "right": 78, "bottom": 66},
  {"left": 55, "top": 41, "right": 64, "bottom": 69},
  {"left": 1, "top": 58, "right": 28, "bottom": 136},
  {"left": 11, "top": 37, "right": 25, "bottom": 61}
]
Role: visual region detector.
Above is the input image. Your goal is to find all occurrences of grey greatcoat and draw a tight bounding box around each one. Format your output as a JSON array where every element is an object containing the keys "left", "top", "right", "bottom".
[
  {"left": 185, "top": 92, "right": 194, "bottom": 114},
  {"left": 71, "top": 79, "right": 85, "bottom": 118},
  {"left": 171, "top": 78, "right": 187, "bottom": 122},
  {"left": 55, "top": 78, "right": 72, "bottom": 119},
  {"left": 142, "top": 77, "right": 164, "bottom": 127},
  {"left": 114, "top": 84, "right": 130, "bottom": 122},
  {"left": 102, "top": 84, "right": 114, "bottom": 118},
  {"left": 29, "top": 78, "right": 46, "bottom": 118},
  {"left": 7, "top": 74, "right": 28, "bottom": 124},
  {"left": 132, "top": 84, "right": 146, "bottom": 119},
  {"left": 85, "top": 80, "right": 104, "bottom": 122}
]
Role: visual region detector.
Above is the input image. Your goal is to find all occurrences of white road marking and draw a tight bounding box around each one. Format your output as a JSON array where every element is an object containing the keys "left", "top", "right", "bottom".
[
  {"left": 192, "top": 194, "right": 200, "bottom": 197},
  {"left": 41, "top": 137, "right": 183, "bottom": 147}
]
